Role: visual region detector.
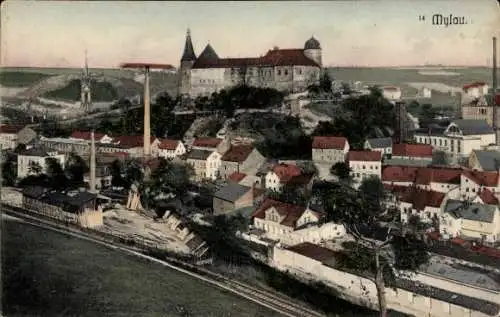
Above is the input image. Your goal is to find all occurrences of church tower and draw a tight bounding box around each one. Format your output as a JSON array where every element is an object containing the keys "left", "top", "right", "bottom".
[
  {"left": 179, "top": 29, "right": 197, "bottom": 98},
  {"left": 304, "top": 36, "right": 322, "bottom": 67},
  {"left": 81, "top": 50, "right": 92, "bottom": 113}
]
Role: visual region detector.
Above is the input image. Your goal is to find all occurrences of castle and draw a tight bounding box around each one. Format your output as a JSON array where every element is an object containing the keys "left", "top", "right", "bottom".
[{"left": 178, "top": 29, "right": 322, "bottom": 98}]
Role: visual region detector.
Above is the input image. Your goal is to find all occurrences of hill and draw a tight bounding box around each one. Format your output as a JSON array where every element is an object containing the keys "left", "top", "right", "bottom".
[
  {"left": 42, "top": 79, "right": 118, "bottom": 102},
  {"left": 0, "top": 71, "right": 51, "bottom": 87}
]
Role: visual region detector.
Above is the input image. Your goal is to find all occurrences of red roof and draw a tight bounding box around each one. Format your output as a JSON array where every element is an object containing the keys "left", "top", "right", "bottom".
[
  {"left": 462, "top": 170, "right": 499, "bottom": 187},
  {"left": 286, "top": 243, "right": 339, "bottom": 262},
  {"left": 382, "top": 166, "right": 420, "bottom": 183},
  {"left": 414, "top": 167, "right": 462, "bottom": 185},
  {"left": 400, "top": 188, "right": 445, "bottom": 210},
  {"left": 347, "top": 150, "right": 382, "bottom": 162},
  {"left": 463, "top": 82, "right": 486, "bottom": 90},
  {"left": 120, "top": 63, "right": 175, "bottom": 69},
  {"left": 495, "top": 94, "right": 500, "bottom": 106},
  {"left": 221, "top": 145, "right": 254, "bottom": 163},
  {"left": 312, "top": 136, "right": 348, "bottom": 150},
  {"left": 0, "top": 124, "right": 25, "bottom": 134},
  {"left": 114, "top": 135, "right": 157, "bottom": 149},
  {"left": 392, "top": 143, "right": 433, "bottom": 158},
  {"left": 192, "top": 138, "right": 222, "bottom": 148},
  {"left": 192, "top": 48, "right": 319, "bottom": 69},
  {"left": 71, "top": 131, "right": 106, "bottom": 141},
  {"left": 478, "top": 188, "right": 499, "bottom": 205},
  {"left": 228, "top": 172, "right": 247, "bottom": 183},
  {"left": 251, "top": 198, "right": 307, "bottom": 228},
  {"left": 272, "top": 163, "right": 302, "bottom": 183},
  {"left": 158, "top": 139, "right": 180, "bottom": 150}
]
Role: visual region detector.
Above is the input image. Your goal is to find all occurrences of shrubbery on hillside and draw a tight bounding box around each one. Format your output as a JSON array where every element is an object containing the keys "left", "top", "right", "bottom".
[
  {"left": 0, "top": 72, "right": 50, "bottom": 87},
  {"left": 43, "top": 79, "right": 118, "bottom": 102}
]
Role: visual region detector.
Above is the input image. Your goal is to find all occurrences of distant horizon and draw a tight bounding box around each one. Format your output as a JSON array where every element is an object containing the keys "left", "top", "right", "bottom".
[{"left": 2, "top": 1, "right": 499, "bottom": 68}]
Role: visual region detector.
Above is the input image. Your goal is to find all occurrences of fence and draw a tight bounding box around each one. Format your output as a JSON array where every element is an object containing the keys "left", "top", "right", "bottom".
[{"left": 2, "top": 202, "right": 213, "bottom": 266}]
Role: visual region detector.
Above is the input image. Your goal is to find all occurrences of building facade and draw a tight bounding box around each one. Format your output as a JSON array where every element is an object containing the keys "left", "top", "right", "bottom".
[{"left": 178, "top": 29, "right": 322, "bottom": 98}]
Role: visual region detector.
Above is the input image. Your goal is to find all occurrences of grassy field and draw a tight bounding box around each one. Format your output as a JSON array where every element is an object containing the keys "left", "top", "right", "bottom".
[{"left": 1, "top": 219, "right": 283, "bottom": 317}]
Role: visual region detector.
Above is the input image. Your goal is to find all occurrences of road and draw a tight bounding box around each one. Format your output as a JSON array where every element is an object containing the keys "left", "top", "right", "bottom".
[{"left": 1, "top": 204, "right": 326, "bottom": 317}]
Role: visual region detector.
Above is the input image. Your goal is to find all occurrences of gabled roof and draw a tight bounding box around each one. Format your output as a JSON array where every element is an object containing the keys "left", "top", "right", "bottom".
[
  {"left": 221, "top": 145, "right": 254, "bottom": 163},
  {"left": 462, "top": 170, "right": 499, "bottom": 187},
  {"left": 365, "top": 137, "right": 392, "bottom": 149},
  {"left": 71, "top": 131, "right": 106, "bottom": 141},
  {"left": 451, "top": 119, "right": 494, "bottom": 135},
  {"left": 347, "top": 150, "right": 382, "bottom": 162},
  {"left": 312, "top": 136, "right": 347, "bottom": 150},
  {"left": 271, "top": 163, "right": 302, "bottom": 183},
  {"left": 192, "top": 137, "right": 222, "bottom": 148},
  {"left": 400, "top": 188, "right": 445, "bottom": 210},
  {"left": 114, "top": 135, "right": 157, "bottom": 149},
  {"left": 159, "top": 139, "right": 180, "bottom": 150},
  {"left": 471, "top": 150, "right": 500, "bottom": 171},
  {"left": 444, "top": 199, "right": 497, "bottom": 223},
  {"left": 463, "top": 82, "right": 486, "bottom": 90},
  {"left": 478, "top": 188, "right": 499, "bottom": 205},
  {"left": 414, "top": 167, "right": 462, "bottom": 185},
  {"left": 251, "top": 198, "right": 307, "bottom": 228},
  {"left": 186, "top": 149, "right": 214, "bottom": 161},
  {"left": 0, "top": 124, "right": 25, "bottom": 134},
  {"left": 382, "top": 166, "right": 420, "bottom": 183},
  {"left": 213, "top": 182, "right": 251, "bottom": 203},
  {"left": 392, "top": 143, "right": 432, "bottom": 158}
]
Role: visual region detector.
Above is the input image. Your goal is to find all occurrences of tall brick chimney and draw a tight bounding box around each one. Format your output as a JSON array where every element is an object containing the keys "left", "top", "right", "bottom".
[
  {"left": 144, "top": 66, "right": 151, "bottom": 157},
  {"left": 89, "top": 130, "right": 97, "bottom": 193}
]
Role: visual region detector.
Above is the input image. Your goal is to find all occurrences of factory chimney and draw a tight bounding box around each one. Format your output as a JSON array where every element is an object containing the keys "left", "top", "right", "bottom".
[
  {"left": 143, "top": 66, "right": 151, "bottom": 158},
  {"left": 89, "top": 130, "right": 97, "bottom": 193},
  {"left": 493, "top": 37, "right": 498, "bottom": 144}
]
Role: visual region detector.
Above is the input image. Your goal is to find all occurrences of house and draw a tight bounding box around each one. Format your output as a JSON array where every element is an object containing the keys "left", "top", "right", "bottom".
[
  {"left": 265, "top": 163, "right": 304, "bottom": 192},
  {"left": 398, "top": 188, "right": 446, "bottom": 224},
  {"left": 70, "top": 131, "right": 114, "bottom": 144},
  {"left": 40, "top": 136, "right": 91, "bottom": 155},
  {"left": 311, "top": 136, "right": 349, "bottom": 165},
  {"left": 17, "top": 147, "right": 66, "bottom": 178},
  {"left": 413, "top": 120, "right": 495, "bottom": 158},
  {"left": 468, "top": 149, "right": 500, "bottom": 171},
  {"left": 220, "top": 145, "right": 265, "bottom": 180},
  {"left": 382, "top": 86, "right": 402, "bottom": 100},
  {"left": 364, "top": 137, "right": 392, "bottom": 157},
  {"left": 113, "top": 135, "right": 161, "bottom": 157},
  {"left": 251, "top": 198, "right": 323, "bottom": 239},
  {"left": 441, "top": 199, "right": 500, "bottom": 243},
  {"left": 460, "top": 170, "right": 499, "bottom": 200},
  {"left": 186, "top": 149, "right": 221, "bottom": 181},
  {"left": 191, "top": 137, "right": 230, "bottom": 154},
  {"left": 392, "top": 143, "right": 433, "bottom": 162},
  {"left": 462, "top": 82, "right": 489, "bottom": 99},
  {"left": 158, "top": 139, "right": 186, "bottom": 159},
  {"left": 21, "top": 186, "right": 103, "bottom": 228},
  {"left": 212, "top": 182, "right": 254, "bottom": 215},
  {"left": 0, "top": 125, "right": 36, "bottom": 149},
  {"left": 347, "top": 150, "right": 382, "bottom": 186}
]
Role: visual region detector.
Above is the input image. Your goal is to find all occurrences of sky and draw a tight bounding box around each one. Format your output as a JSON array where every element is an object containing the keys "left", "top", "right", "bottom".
[{"left": 1, "top": 0, "right": 499, "bottom": 68}]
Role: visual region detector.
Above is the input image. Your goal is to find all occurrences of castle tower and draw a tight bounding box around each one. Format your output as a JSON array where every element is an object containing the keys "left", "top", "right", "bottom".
[
  {"left": 179, "top": 28, "right": 197, "bottom": 98},
  {"left": 81, "top": 50, "right": 92, "bottom": 112},
  {"left": 304, "top": 36, "right": 322, "bottom": 67}
]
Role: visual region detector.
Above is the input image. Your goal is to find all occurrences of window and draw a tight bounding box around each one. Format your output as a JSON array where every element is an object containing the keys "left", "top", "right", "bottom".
[
  {"left": 277, "top": 70, "right": 281, "bottom": 76},
  {"left": 284, "top": 70, "right": 288, "bottom": 76},
  {"left": 298, "top": 68, "right": 302, "bottom": 75}
]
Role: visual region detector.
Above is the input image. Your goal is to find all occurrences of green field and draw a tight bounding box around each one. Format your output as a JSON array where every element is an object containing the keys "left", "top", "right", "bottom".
[
  {"left": 1, "top": 219, "right": 282, "bottom": 317},
  {"left": 0, "top": 71, "right": 51, "bottom": 87}
]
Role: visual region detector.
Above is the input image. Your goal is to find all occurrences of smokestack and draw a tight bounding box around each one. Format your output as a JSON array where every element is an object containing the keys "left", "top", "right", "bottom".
[
  {"left": 89, "top": 130, "right": 97, "bottom": 193},
  {"left": 493, "top": 37, "right": 498, "bottom": 144},
  {"left": 143, "top": 66, "right": 151, "bottom": 157}
]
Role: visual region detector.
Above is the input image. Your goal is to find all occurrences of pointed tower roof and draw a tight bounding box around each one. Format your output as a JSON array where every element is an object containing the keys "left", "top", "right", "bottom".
[
  {"left": 198, "top": 43, "right": 219, "bottom": 61},
  {"left": 181, "top": 28, "right": 197, "bottom": 62}
]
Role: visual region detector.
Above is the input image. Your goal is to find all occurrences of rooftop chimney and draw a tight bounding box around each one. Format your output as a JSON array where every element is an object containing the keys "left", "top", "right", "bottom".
[
  {"left": 89, "top": 130, "right": 97, "bottom": 193},
  {"left": 493, "top": 37, "right": 498, "bottom": 144}
]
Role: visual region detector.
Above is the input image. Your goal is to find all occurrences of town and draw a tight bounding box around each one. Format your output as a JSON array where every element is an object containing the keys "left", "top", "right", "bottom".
[{"left": 2, "top": 3, "right": 500, "bottom": 317}]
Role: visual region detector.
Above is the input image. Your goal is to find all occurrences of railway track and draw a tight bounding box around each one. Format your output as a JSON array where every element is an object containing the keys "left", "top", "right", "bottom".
[{"left": 1, "top": 204, "right": 325, "bottom": 317}]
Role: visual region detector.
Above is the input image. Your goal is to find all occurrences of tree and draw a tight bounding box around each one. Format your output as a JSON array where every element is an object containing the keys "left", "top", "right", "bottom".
[
  {"left": 110, "top": 159, "right": 127, "bottom": 188},
  {"left": 65, "top": 152, "right": 88, "bottom": 187},
  {"left": 267, "top": 185, "right": 308, "bottom": 206},
  {"left": 124, "top": 159, "right": 144, "bottom": 187},
  {"left": 330, "top": 162, "right": 351, "bottom": 181},
  {"left": 1, "top": 158, "right": 17, "bottom": 186},
  {"left": 45, "top": 157, "right": 68, "bottom": 190},
  {"left": 319, "top": 72, "right": 333, "bottom": 93},
  {"left": 28, "top": 161, "right": 43, "bottom": 176},
  {"left": 319, "top": 177, "right": 430, "bottom": 317}
]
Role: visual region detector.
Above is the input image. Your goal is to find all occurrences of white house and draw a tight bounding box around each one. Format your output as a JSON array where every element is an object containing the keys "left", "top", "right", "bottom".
[
  {"left": 462, "top": 82, "right": 489, "bottom": 99},
  {"left": 347, "top": 150, "right": 382, "bottom": 186},
  {"left": 186, "top": 149, "right": 221, "bottom": 181},
  {"left": 0, "top": 124, "right": 25, "bottom": 149},
  {"left": 382, "top": 86, "right": 402, "bottom": 101},
  {"left": 70, "top": 131, "right": 114, "bottom": 144},
  {"left": 112, "top": 135, "right": 161, "bottom": 157},
  {"left": 17, "top": 147, "right": 65, "bottom": 178},
  {"left": 398, "top": 188, "right": 446, "bottom": 224},
  {"left": 158, "top": 139, "right": 186, "bottom": 159},
  {"left": 312, "top": 136, "right": 349, "bottom": 165},
  {"left": 364, "top": 137, "right": 392, "bottom": 156},
  {"left": 460, "top": 170, "right": 500, "bottom": 200},
  {"left": 414, "top": 120, "right": 495, "bottom": 158},
  {"left": 441, "top": 199, "right": 500, "bottom": 243},
  {"left": 392, "top": 143, "right": 433, "bottom": 162},
  {"left": 251, "top": 198, "right": 323, "bottom": 240},
  {"left": 265, "top": 163, "right": 303, "bottom": 192}
]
